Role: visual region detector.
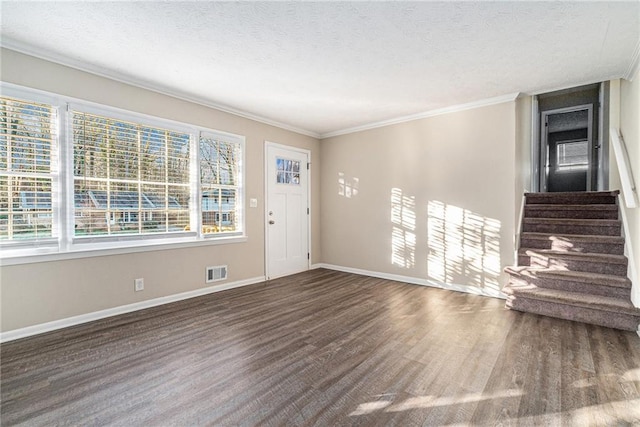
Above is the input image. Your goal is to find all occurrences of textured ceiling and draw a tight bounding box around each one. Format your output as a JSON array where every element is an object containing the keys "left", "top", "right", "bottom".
[{"left": 1, "top": 1, "right": 639, "bottom": 137}]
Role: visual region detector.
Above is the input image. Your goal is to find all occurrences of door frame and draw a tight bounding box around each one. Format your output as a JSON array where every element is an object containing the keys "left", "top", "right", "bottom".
[
  {"left": 539, "top": 104, "right": 594, "bottom": 192},
  {"left": 531, "top": 82, "right": 609, "bottom": 193},
  {"left": 597, "top": 81, "right": 610, "bottom": 191},
  {"left": 264, "top": 141, "right": 311, "bottom": 280}
]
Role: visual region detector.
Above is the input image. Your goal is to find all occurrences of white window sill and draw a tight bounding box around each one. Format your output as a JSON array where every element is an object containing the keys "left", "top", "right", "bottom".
[{"left": 0, "top": 234, "right": 248, "bottom": 266}]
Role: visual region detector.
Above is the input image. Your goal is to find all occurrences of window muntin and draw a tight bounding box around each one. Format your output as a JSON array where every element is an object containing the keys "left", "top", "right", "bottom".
[
  {"left": 0, "top": 96, "right": 57, "bottom": 241},
  {"left": 72, "top": 111, "right": 191, "bottom": 237},
  {"left": 199, "top": 132, "right": 242, "bottom": 235}
]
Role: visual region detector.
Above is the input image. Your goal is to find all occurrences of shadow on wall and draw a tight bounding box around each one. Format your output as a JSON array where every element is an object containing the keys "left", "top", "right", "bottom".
[
  {"left": 427, "top": 200, "right": 501, "bottom": 294},
  {"left": 389, "top": 188, "right": 503, "bottom": 294}
]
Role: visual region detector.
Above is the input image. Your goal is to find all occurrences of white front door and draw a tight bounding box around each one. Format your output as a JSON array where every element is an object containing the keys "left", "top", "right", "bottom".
[{"left": 265, "top": 143, "right": 310, "bottom": 279}]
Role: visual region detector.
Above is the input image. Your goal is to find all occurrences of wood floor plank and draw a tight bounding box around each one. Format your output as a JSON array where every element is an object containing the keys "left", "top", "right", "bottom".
[{"left": 2, "top": 269, "right": 640, "bottom": 426}]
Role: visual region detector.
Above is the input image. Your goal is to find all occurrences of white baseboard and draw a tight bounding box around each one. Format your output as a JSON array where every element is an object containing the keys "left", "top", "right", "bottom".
[
  {"left": 315, "top": 263, "right": 506, "bottom": 300},
  {"left": 0, "top": 276, "right": 265, "bottom": 343}
]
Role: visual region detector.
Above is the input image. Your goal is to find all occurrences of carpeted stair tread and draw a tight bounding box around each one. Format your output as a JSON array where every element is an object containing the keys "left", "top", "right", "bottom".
[
  {"left": 519, "top": 232, "right": 625, "bottom": 254},
  {"left": 520, "top": 232, "right": 624, "bottom": 244},
  {"left": 524, "top": 204, "right": 619, "bottom": 219},
  {"left": 503, "top": 283, "right": 640, "bottom": 315},
  {"left": 519, "top": 249, "right": 627, "bottom": 265},
  {"left": 519, "top": 248, "right": 628, "bottom": 276},
  {"left": 524, "top": 190, "right": 619, "bottom": 205},
  {"left": 505, "top": 266, "right": 632, "bottom": 289},
  {"left": 522, "top": 218, "right": 622, "bottom": 236},
  {"left": 525, "top": 204, "right": 619, "bottom": 212},
  {"left": 523, "top": 218, "right": 621, "bottom": 226},
  {"left": 505, "top": 293, "right": 640, "bottom": 331},
  {"left": 505, "top": 266, "right": 632, "bottom": 299}
]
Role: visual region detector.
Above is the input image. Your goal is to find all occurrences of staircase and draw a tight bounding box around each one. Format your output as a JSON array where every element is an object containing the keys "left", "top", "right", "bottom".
[{"left": 504, "top": 190, "right": 640, "bottom": 331}]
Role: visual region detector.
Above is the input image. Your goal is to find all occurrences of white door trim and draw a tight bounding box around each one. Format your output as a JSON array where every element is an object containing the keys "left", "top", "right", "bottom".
[{"left": 264, "top": 141, "right": 311, "bottom": 280}]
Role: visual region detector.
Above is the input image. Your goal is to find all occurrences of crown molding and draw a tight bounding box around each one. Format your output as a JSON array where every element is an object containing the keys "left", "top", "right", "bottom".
[
  {"left": 319, "top": 93, "right": 519, "bottom": 139},
  {"left": 625, "top": 38, "right": 640, "bottom": 81},
  {"left": 0, "top": 39, "right": 321, "bottom": 139}
]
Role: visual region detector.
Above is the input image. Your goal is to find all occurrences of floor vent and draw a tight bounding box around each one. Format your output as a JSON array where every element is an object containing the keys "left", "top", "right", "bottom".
[{"left": 206, "top": 265, "right": 228, "bottom": 283}]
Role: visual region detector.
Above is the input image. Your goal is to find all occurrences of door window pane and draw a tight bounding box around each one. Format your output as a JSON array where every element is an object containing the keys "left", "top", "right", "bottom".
[{"left": 276, "top": 157, "right": 300, "bottom": 185}]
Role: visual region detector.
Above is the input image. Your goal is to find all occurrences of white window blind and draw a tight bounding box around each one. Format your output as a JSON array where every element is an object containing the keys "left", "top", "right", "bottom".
[
  {"left": 199, "top": 132, "right": 242, "bottom": 235},
  {"left": 72, "top": 110, "right": 191, "bottom": 237},
  {"left": 0, "top": 96, "right": 57, "bottom": 242},
  {"left": 557, "top": 140, "right": 589, "bottom": 170}
]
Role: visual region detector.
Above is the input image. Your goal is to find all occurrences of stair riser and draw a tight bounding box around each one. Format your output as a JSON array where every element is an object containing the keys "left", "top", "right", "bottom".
[
  {"left": 519, "top": 238, "right": 624, "bottom": 255},
  {"left": 522, "top": 223, "right": 621, "bottom": 236},
  {"left": 520, "top": 255, "right": 628, "bottom": 276},
  {"left": 525, "top": 195, "right": 617, "bottom": 205},
  {"left": 524, "top": 208, "right": 618, "bottom": 220},
  {"left": 508, "top": 276, "right": 630, "bottom": 299},
  {"left": 506, "top": 296, "right": 640, "bottom": 331}
]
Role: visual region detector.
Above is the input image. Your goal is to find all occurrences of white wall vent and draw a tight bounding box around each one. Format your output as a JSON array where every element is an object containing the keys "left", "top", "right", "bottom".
[{"left": 206, "top": 265, "right": 228, "bottom": 283}]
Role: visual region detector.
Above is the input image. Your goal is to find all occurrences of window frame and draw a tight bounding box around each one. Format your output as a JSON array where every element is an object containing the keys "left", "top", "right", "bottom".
[
  {"left": 199, "top": 130, "right": 245, "bottom": 239},
  {"left": 69, "top": 102, "right": 196, "bottom": 243},
  {"left": 1, "top": 86, "right": 61, "bottom": 251},
  {"left": 1, "top": 83, "right": 246, "bottom": 265}
]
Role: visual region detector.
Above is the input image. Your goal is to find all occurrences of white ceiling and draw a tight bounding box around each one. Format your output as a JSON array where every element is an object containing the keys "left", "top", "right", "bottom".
[{"left": 1, "top": 1, "right": 639, "bottom": 138}]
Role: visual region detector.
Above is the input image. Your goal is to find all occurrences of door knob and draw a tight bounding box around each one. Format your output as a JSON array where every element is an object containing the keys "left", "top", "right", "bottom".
[{"left": 269, "top": 220, "right": 275, "bottom": 225}]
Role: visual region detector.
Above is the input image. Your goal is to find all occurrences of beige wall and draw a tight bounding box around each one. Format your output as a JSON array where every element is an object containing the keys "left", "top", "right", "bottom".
[
  {"left": 320, "top": 102, "right": 517, "bottom": 296},
  {"left": 619, "top": 71, "right": 640, "bottom": 306},
  {"left": 608, "top": 75, "right": 640, "bottom": 307},
  {"left": 610, "top": 80, "right": 622, "bottom": 191},
  {"left": 0, "top": 49, "right": 321, "bottom": 332},
  {"left": 515, "top": 94, "right": 533, "bottom": 223}
]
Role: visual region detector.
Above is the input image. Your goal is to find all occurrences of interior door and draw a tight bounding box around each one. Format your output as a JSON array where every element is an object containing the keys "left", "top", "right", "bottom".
[
  {"left": 541, "top": 105, "right": 595, "bottom": 192},
  {"left": 265, "top": 143, "right": 309, "bottom": 279}
]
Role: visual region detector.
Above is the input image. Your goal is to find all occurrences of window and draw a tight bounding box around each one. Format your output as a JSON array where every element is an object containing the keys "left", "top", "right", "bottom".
[
  {"left": 557, "top": 140, "right": 588, "bottom": 170},
  {"left": 0, "top": 96, "right": 57, "bottom": 242},
  {"left": 72, "top": 110, "right": 191, "bottom": 237},
  {"left": 276, "top": 157, "right": 301, "bottom": 185},
  {"left": 1, "top": 84, "right": 245, "bottom": 259},
  {"left": 199, "top": 132, "right": 242, "bottom": 235}
]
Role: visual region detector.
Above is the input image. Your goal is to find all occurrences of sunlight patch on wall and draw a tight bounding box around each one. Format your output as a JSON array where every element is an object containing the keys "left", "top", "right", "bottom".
[
  {"left": 427, "top": 200, "right": 501, "bottom": 292},
  {"left": 391, "top": 188, "right": 416, "bottom": 268},
  {"left": 338, "top": 172, "right": 359, "bottom": 198}
]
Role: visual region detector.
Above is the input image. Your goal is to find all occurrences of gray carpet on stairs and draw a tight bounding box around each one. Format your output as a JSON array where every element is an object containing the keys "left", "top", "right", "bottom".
[{"left": 503, "top": 190, "right": 640, "bottom": 331}]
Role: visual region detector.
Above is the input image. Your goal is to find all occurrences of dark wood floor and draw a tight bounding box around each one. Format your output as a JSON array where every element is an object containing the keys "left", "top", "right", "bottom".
[{"left": 2, "top": 269, "right": 640, "bottom": 426}]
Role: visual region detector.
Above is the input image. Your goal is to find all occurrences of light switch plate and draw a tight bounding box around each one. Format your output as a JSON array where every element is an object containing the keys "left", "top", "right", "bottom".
[{"left": 250, "top": 198, "right": 258, "bottom": 208}]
